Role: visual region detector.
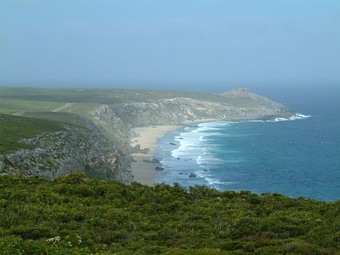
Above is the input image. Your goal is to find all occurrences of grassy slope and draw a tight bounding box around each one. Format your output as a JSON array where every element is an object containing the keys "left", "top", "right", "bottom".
[
  {"left": 0, "top": 113, "right": 65, "bottom": 154},
  {"left": 0, "top": 174, "right": 339, "bottom": 255},
  {"left": 0, "top": 87, "right": 248, "bottom": 104},
  {"left": 0, "top": 98, "right": 63, "bottom": 115}
]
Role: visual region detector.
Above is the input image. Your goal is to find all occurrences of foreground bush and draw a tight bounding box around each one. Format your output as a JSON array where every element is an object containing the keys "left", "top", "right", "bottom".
[{"left": 0, "top": 173, "right": 339, "bottom": 254}]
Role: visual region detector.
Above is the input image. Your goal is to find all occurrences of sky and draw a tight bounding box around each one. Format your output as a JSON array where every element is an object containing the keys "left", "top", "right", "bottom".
[{"left": 0, "top": 0, "right": 339, "bottom": 92}]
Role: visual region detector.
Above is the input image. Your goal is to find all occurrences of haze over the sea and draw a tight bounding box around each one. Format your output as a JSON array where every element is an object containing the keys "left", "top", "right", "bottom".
[{"left": 1, "top": 0, "right": 339, "bottom": 93}]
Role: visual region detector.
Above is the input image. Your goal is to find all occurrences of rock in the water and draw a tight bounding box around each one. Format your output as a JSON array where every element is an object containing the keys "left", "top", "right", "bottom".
[
  {"left": 140, "top": 148, "right": 150, "bottom": 154},
  {"left": 189, "top": 173, "right": 197, "bottom": 178}
]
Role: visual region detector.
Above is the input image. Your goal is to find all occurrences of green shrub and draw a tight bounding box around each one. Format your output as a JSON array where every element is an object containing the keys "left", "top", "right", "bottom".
[{"left": 0, "top": 174, "right": 338, "bottom": 254}]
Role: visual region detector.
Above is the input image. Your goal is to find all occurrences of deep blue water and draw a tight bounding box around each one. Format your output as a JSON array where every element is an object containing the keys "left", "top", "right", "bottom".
[{"left": 154, "top": 87, "right": 340, "bottom": 201}]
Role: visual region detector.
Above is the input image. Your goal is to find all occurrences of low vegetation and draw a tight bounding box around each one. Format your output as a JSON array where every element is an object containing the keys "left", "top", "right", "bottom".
[
  {"left": 0, "top": 173, "right": 339, "bottom": 254},
  {"left": 0, "top": 87, "right": 230, "bottom": 104},
  {"left": 0, "top": 98, "right": 63, "bottom": 115},
  {"left": 0, "top": 114, "right": 65, "bottom": 154}
]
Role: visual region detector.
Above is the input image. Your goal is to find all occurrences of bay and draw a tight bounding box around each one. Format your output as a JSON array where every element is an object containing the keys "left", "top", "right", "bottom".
[{"left": 154, "top": 86, "right": 340, "bottom": 201}]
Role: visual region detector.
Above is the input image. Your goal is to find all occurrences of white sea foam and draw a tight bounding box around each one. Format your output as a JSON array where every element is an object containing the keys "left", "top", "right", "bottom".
[
  {"left": 196, "top": 154, "right": 225, "bottom": 165},
  {"left": 195, "top": 121, "right": 232, "bottom": 131},
  {"left": 171, "top": 123, "right": 225, "bottom": 158},
  {"left": 267, "top": 113, "right": 311, "bottom": 122},
  {"left": 205, "top": 177, "right": 227, "bottom": 186},
  {"left": 248, "top": 120, "right": 265, "bottom": 123},
  {"left": 171, "top": 120, "right": 241, "bottom": 160},
  {"left": 171, "top": 129, "right": 204, "bottom": 158},
  {"left": 290, "top": 113, "right": 312, "bottom": 120},
  {"left": 198, "top": 121, "right": 226, "bottom": 127}
]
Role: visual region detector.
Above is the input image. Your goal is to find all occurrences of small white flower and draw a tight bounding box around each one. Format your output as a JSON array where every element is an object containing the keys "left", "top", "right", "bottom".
[
  {"left": 76, "top": 234, "right": 82, "bottom": 244},
  {"left": 46, "top": 236, "right": 61, "bottom": 243}
]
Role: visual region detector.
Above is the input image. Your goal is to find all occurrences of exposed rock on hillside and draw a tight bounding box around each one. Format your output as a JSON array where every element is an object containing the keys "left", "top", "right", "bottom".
[
  {"left": 109, "top": 90, "right": 293, "bottom": 127},
  {"left": 89, "top": 104, "right": 130, "bottom": 149},
  {"left": 1, "top": 125, "right": 132, "bottom": 183}
]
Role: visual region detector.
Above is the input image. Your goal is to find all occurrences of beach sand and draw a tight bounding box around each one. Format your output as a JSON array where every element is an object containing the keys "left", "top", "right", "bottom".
[{"left": 130, "top": 125, "right": 180, "bottom": 185}]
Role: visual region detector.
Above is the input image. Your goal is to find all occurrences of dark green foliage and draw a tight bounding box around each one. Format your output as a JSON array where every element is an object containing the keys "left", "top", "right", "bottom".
[
  {"left": 0, "top": 113, "right": 64, "bottom": 153},
  {"left": 0, "top": 174, "right": 339, "bottom": 254}
]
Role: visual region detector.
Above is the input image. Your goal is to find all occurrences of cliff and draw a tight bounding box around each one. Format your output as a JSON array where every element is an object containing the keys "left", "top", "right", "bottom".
[
  {"left": 0, "top": 114, "right": 132, "bottom": 182},
  {"left": 0, "top": 88, "right": 295, "bottom": 182},
  {"left": 110, "top": 90, "right": 291, "bottom": 126}
]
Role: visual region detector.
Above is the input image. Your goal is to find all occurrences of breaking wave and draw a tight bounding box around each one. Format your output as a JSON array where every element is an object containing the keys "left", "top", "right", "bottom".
[{"left": 267, "top": 113, "right": 311, "bottom": 122}]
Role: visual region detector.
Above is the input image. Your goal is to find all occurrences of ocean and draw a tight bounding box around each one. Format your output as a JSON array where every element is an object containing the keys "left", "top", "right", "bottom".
[{"left": 154, "top": 86, "right": 340, "bottom": 201}]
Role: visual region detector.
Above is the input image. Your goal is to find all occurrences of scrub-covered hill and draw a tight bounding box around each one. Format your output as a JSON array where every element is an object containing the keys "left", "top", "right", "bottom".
[{"left": 0, "top": 174, "right": 338, "bottom": 254}]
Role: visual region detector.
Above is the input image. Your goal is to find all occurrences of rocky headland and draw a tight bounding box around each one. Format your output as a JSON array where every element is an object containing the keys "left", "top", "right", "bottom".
[{"left": 0, "top": 88, "right": 295, "bottom": 182}]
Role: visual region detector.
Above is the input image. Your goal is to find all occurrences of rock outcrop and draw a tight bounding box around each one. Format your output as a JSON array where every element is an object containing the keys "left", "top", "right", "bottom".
[{"left": 0, "top": 124, "right": 132, "bottom": 183}]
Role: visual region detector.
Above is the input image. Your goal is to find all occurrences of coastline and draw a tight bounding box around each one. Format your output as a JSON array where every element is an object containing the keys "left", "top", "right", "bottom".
[
  {"left": 128, "top": 115, "right": 307, "bottom": 186},
  {"left": 129, "top": 125, "right": 181, "bottom": 185}
]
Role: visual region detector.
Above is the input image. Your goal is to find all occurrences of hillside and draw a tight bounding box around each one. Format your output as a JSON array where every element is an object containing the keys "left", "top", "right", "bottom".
[
  {"left": 0, "top": 87, "right": 294, "bottom": 180},
  {"left": 0, "top": 173, "right": 338, "bottom": 254},
  {"left": 0, "top": 113, "right": 131, "bottom": 182}
]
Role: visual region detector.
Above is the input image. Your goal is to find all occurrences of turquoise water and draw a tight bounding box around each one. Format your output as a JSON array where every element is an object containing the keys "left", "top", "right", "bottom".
[{"left": 155, "top": 88, "right": 340, "bottom": 201}]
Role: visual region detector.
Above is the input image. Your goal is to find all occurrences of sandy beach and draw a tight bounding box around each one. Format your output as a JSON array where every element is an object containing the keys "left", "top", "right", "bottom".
[{"left": 130, "top": 125, "right": 180, "bottom": 185}]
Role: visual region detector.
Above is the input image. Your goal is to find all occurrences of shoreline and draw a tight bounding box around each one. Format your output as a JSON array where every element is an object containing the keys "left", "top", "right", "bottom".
[
  {"left": 129, "top": 116, "right": 286, "bottom": 185},
  {"left": 129, "top": 125, "right": 181, "bottom": 185}
]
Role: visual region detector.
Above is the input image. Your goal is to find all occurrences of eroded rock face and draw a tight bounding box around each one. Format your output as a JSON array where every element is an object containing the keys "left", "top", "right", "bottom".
[
  {"left": 90, "top": 105, "right": 130, "bottom": 147},
  {"left": 0, "top": 125, "right": 133, "bottom": 183}
]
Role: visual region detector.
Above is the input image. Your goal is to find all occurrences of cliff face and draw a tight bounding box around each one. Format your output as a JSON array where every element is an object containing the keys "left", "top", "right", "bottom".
[
  {"left": 0, "top": 124, "right": 132, "bottom": 183},
  {"left": 0, "top": 88, "right": 295, "bottom": 182},
  {"left": 89, "top": 105, "right": 130, "bottom": 148}
]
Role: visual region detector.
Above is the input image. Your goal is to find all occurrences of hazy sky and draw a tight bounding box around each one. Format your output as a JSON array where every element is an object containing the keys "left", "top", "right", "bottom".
[{"left": 1, "top": 0, "right": 339, "bottom": 91}]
